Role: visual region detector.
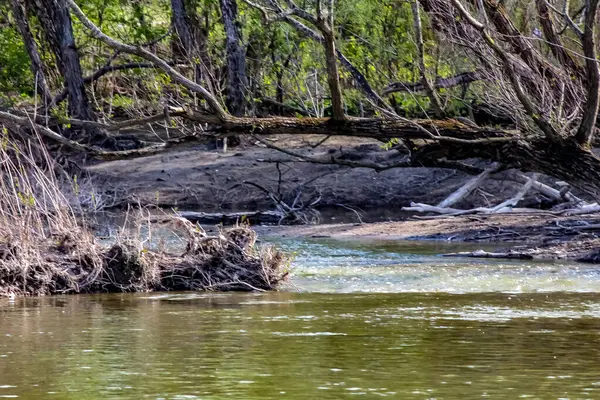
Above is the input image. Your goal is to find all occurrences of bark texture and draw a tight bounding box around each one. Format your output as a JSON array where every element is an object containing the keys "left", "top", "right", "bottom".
[
  {"left": 220, "top": 0, "right": 247, "bottom": 116},
  {"left": 30, "top": 0, "right": 96, "bottom": 124},
  {"left": 171, "top": 0, "right": 211, "bottom": 87},
  {"left": 575, "top": 0, "right": 600, "bottom": 146}
]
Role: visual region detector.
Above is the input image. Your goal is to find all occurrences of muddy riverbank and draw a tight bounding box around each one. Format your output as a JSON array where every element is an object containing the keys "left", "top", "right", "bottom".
[
  {"left": 87, "top": 135, "right": 542, "bottom": 214},
  {"left": 86, "top": 135, "right": 600, "bottom": 261}
]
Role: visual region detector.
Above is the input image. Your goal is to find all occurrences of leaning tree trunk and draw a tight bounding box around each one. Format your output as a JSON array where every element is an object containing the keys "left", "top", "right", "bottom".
[
  {"left": 29, "top": 0, "right": 98, "bottom": 136},
  {"left": 219, "top": 0, "right": 247, "bottom": 117},
  {"left": 11, "top": 0, "right": 52, "bottom": 104}
]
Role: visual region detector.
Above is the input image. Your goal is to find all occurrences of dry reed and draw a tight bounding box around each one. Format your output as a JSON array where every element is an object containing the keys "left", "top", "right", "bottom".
[{"left": 0, "top": 129, "right": 288, "bottom": 297}]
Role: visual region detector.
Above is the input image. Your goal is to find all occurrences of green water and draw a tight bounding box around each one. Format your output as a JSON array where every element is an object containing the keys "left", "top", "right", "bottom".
[{"left": 2, "top": 239, "right": 600, "bottom": 399}]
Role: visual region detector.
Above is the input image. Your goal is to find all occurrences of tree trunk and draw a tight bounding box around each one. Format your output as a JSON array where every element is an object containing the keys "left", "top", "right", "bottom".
[
  {"left": 219, "top": 0, "right": 247, "bottom": 117},
  {"left": 410, "top": 0, "right": 444, "bottom": 118},
  {"left": 30, "top": 0, "right": 98, "bottom": 135},
  {"left": 575, "top": 0, "right": 600, "bottom": 146},
  {"left": 322, "top": 29, "right": 345, "bottom": 121},
  {"left": 171, "top": 0, "right": 211, "bottom": 88},
  {"left": 11, "top": 0, "right": 52, "bottom": 104}
]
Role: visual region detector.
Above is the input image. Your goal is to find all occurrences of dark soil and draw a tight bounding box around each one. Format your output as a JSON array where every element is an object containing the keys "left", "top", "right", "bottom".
[
  {"left": 87, "top": 133, "right": 600, "bottom": 261},
  {"left": 88, "top": 134, "right": 550, "bottom": 218}
]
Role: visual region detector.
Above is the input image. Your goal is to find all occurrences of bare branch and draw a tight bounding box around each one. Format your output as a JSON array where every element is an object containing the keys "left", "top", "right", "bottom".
[
  {"left": 66, "top": 0, "right": 229, "bottom": 120},
  {"left": 251, "top": 135, "right": 413, "bottom": 171},
  {"left": 411, "top": 0, "right": 445, "bottom": 117},
  {"left": 450, "top": 0, "right": 560, "bottom": 139},
  {"left": 382, "top": 71, "right": 481, "bottom": 95}
]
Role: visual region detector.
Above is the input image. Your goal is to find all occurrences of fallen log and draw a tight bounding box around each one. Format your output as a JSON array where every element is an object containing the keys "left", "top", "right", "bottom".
[
  {"left": 176, "top": 210, "right": 284, "bottom": 225},
  {"left": 402, "top": 202, "right": 547, "bottom": 216},
  {"left": 443, "top": 249, "right": 534, "bottom": 259},
  {"left": 437, "top": 162, "right": 501, "bottom": 208}
]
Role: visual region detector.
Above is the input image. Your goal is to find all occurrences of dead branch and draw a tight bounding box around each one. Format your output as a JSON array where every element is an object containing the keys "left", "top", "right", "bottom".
[
  {"left": 51, "top": 61, "right": 186, "bottom": 107},
  {"left": 437, "top": 162, "right": 501, "bottom": 208},
  {"left": 443, "top": 250, "right": 533, "bottom": 259},
  {"left": 382, "top": 71, "right": 482, "bottom": 95}
]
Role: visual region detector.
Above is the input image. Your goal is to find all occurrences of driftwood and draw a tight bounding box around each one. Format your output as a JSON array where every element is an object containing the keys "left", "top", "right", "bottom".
[
  {"left": 490, "top": 171, "right": 585, "bottom": 204},
  {"left": 405, "top": 172, "right": 598, "bottom": 217},
  {"left": 405, "top": 176, "right": 537, "bottom": 215},
  {"left": 403, "top": 203, "right": 549, "bottom": 216},
  {"left": 562, "top": 203, "right": 600, "bottom": 215},
  {"left": 176, "top": 210, "right": 284, "bottom": 225},
  {"left": 437, "top": 162, "right": 500, "bottom": 208},
  {"left": 489, "top": 174, "right": 535, "bottom": 211},
  {"left": 443, "top": 249, "right": 533, "bottom": 259}
]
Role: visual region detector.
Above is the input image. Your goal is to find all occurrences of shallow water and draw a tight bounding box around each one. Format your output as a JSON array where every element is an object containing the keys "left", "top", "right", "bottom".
[{"left": 2, "top": 238, "right": 600, "bottom": 399}]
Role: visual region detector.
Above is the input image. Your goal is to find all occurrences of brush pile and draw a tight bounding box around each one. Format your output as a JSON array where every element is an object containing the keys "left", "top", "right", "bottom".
[
  {"left": 0, "top": 223, "right": 288, "bottom": 296},
  {"left": 0, "top": 129, "right": 288, "bottom": 297}
]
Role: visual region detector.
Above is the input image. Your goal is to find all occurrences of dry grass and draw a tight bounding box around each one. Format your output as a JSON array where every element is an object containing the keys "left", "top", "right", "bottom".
[{"left": 0, "top": 130, "right": 288, "bottom": 297}]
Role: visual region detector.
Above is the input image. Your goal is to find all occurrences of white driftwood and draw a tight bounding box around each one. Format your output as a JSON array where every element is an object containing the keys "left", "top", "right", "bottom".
[
  {"left": 562, "top": 203, "right": 600, "bottom": 215},
  {"left": 496, "top": 172, "right": 585, "bottom": 204},
  {"left": 404, "top": 174, "right": 538, "bottom": 216},
  {"left": 490, "top": 174, "right": 535, "bottom": 212},
  {"left": 403, "top": 202, "right": 552, "bottom": 216},
  {"left": 437, "top": 162, "right": 500, "bottom": 208}
]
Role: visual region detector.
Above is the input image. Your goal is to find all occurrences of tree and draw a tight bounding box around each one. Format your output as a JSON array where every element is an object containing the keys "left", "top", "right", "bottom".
[
  {"left": 171, "top": 0, "right": 213, "bottom": 92},
  {"left": 5, "top": 0, "right": 600, "bottom": 201},
  {"left": 28, "top": 0, "right": 98, "bottom": 131},
  {"left": 11, "top": 0, "right": 52, "bottom": 104},
  {"left": 220, "top": 0, "right": 247, "bottom": 116}
]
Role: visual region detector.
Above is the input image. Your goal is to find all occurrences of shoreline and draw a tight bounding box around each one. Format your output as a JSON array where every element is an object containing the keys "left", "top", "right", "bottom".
[{"left": 254, "top": 213, "right": 600, "bottom": 262}]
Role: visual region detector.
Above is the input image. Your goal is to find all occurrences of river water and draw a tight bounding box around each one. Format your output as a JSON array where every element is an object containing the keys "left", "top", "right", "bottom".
[{"left": 1, "top": 238, "right": 600, "bottom": 399}]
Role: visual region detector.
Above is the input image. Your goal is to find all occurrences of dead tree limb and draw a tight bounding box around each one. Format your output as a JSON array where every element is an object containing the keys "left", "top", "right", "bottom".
[
  {"left": 443, "top": 250, "right": 533, "bottom": 259},
  {"left": 437, "top": 162, "right": 500, "bottom": 208},
  {"left": 51, "top": 61, "right": 186, "bottom": 107},
  {"left": 382, "top": 71, "right": 481, "bottom": 95},
  {"left": 489, "top": 174, "right": 535, "bottom": 212}
]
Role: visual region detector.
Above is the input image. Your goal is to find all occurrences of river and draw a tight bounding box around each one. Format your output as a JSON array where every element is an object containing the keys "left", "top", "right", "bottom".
[{"left": 1, "top": 238, "right": 600, "bottom": 399}]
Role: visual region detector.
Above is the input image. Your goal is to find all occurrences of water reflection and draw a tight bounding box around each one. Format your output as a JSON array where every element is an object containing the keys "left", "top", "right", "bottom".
[{"left": 1, "top": 292, "right": 600, "bottom": 399}]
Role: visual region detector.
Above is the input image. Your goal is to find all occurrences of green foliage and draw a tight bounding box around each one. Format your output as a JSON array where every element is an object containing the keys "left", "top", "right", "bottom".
[
  {"left": 0, "top": 9, "right": 33, "bottom": 104},
  {"left": 0, "top": 0, "right": 478, "bottom": 117}
]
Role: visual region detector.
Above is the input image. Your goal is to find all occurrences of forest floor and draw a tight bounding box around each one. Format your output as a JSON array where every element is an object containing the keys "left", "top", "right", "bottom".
[{"left": 88, "top": 133, "right": 600, "bottom": 261}]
